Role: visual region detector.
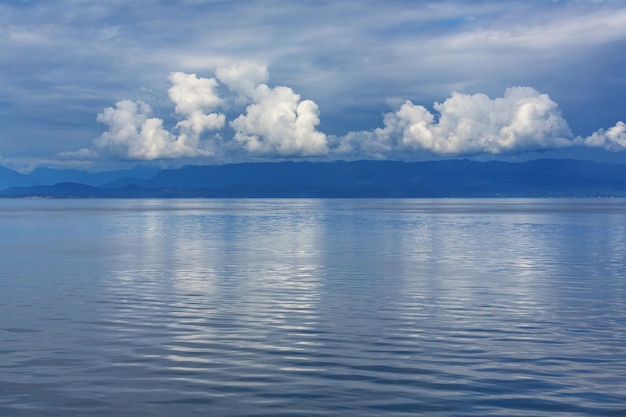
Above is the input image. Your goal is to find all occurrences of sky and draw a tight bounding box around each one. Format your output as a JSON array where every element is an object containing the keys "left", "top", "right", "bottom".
[{"left": 1, "top": 0, "right": 626, "bottom": 171}]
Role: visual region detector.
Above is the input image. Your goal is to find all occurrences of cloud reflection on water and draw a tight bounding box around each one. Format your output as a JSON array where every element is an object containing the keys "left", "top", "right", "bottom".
[{"left": 8, "top": 198, "right": 622, "bottom": 415}]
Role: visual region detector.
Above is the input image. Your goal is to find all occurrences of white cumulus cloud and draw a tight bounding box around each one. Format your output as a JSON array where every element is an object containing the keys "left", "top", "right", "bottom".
[
  {"left": 96, "top": 100, "right": 174, "bottom": 160},
  {"left": 337, "top": 87, "right": 575, "bottom": 157},
  {"left": 93, "top": 64, "right": 327, "bottom": 160},
  {"left": 90, "top": 65, "right": 625, "bottom": 163},
  {"left": 96, "top": 73, "right": 226, "bottom": 160},
  {"left": 168, "top": 72, "right": 222, "bottom": 115},
  {"left": 219, "top": 63, "right": 328, "bottom": 156},
  {"left": 229, "top": 85, "right": 328, "bottom": 156},
  {"left": 216, "top": 63, "right": 270, "bottom": 102},
  {"left": 95, "top": 99, "right": 219, "bottom": 160},
  {"left": 584, "top": 121, "right": 626, "bottom": 151}
]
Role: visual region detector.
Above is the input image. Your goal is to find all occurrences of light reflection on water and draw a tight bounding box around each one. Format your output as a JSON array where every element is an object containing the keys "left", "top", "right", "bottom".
[{"left": 1, "top": 198, "right": 626, "bottom": 416}]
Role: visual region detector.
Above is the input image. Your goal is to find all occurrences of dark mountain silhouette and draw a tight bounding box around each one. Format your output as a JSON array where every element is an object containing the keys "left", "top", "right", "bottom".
[{"left": 1, "top": 159, "right": 626, "bottom": 198}]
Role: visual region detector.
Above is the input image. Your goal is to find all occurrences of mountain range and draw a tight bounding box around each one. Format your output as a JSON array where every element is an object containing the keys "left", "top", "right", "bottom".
[{"left": 1, "top": 159, "right": 626, "bottom": 198}]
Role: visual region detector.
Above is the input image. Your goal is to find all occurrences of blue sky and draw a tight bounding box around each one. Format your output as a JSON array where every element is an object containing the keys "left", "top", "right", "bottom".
[{"left": 1, "top": 0, "right": 626, "bottom": 171}]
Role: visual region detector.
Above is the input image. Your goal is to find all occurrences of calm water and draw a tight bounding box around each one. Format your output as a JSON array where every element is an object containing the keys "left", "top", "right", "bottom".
[{"left": 1, "top": 198, "right": 626, "bottom": 416}]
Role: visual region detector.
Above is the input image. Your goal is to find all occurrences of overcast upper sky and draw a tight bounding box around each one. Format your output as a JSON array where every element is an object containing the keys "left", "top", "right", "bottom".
[{"left": 1, "top": 0, "right": 626, "bottom": 170}]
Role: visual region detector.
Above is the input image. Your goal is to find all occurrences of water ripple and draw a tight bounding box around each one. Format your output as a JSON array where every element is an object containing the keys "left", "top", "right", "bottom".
[{"left": 1, "top": 199, "right": 626, "bottom": 416}]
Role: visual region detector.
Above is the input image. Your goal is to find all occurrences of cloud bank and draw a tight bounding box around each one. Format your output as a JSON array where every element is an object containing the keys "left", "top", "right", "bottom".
[
  {"left": 338, "top": 87, "right": 576, "bottom": 158},
  {"left": 4, "top": 0, "right": 626, "bottom": 169},
  {"left": 91, "top": 64, "right": 626, "bottom": 162},
  {"left": 95, "top": 64, "right": 327, "bottom": 160}
]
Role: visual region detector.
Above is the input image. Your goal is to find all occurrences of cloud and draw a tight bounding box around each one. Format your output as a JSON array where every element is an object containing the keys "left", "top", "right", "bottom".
[
  {"left": 230, "top": 87, "right": 328, "bottom": 156},
  {"left": 167, "top": 72, "right": 223, "bottom": 116},
  {"left": 96, "top": 100, "right": 176, "bottom": 160},
  {"left": 337, "top": 87, "right": 574, "bottom": 157},
  {"left": 95, "top": 64, "right": 327, "bottom": 160},
  {"left": 90, "top": 65, "right": 625, "bottom": 164},
  {"left": 584, "top": 121, "right": 626, "bottom": 151},
  {"left": 216, "top": 63, "right": 270, "bottom": 101},
  {"left": 95, "top": 73, "right": 226, "bottom": 160},
  {"left": 167, "top": 72, "right": 226, "bottom": 154},
  {"left": 218, "top": 64, "right": 328, "bottom": 156},
  {"left": 57, "top": 147, "right": 99, "bottom": 160},
  {"left": 3, "top": 1, "right": 626, "bottom": 168},
  {"left": 7, "top": 27, "right": 50, "bottom": 45},
  {"left": 95, "top": 99, "right": 219, "bottom": 160}
]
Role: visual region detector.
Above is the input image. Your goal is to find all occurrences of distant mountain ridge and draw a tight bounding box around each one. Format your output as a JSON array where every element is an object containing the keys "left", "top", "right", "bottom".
[
  {"left": 0, "top": 165, "right": 34, "bottom": 189},
  {"left": 0, "top": 165, "right": 160, "bottom": 190},
  {"left": 1, "top": 159, "right": 626, "bottom": 198},
  {"left": 28, "top": 166, "right": 161, "bottom": 187}
]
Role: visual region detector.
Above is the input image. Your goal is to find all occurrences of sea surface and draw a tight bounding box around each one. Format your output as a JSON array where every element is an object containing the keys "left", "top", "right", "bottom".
[{"left": 1, "top": 198, "right": 625, "bottom": 416}]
